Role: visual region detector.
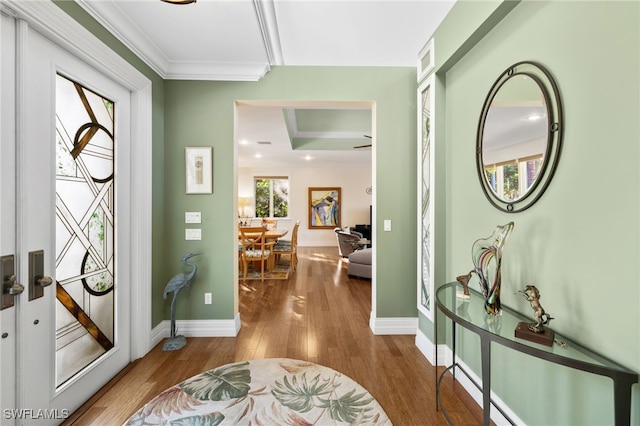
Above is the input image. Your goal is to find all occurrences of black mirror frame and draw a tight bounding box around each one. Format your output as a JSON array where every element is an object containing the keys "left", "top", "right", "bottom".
[{"left": 476, "top": 61, "right": 563, "bottom": 213}]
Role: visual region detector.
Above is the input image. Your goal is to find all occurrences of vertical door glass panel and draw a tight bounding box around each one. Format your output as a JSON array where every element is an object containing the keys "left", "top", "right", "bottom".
[
  {"left": 420, "top": 82, "right": 432, "bottom": 317},
  {"left": 55, "top": 74, "right": 115, "bottom": 387}
]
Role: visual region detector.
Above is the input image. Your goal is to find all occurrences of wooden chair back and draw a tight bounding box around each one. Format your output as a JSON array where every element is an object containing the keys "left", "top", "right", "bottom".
[
  {"left": 274, "top": 221, "right": 300, "bottom": 272},
  {"left": 239, "top": 226, "right": 274, "bottom": 280},
  {"left": 239, "top": 227, "right": 269, "bottom": 253}
]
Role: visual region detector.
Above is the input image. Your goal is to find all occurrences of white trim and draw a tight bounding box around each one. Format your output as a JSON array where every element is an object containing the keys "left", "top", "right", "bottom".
[
  {"left": 164, "top": 62, "right": 271, "bottom": 82},
  {"left": 417, "top": 38, "right": 435, "bottom": 82},
  {"left": 3, "top": 0, "right": 153, "bottom": 360},
  {"left": 151, "top": 315, "right": 242, "bottom": 348},
  {"left": 414, "top": 329, "right": 437, "bottom": 366},
  {"left": 75, "top": 0, "right": 168, "bottom": 78},
  {"left": 368, "top": 314, "right": 417, "bottom": 335},
  {"left": 252, "top": 0, "right": 282, "bottom": 65}
]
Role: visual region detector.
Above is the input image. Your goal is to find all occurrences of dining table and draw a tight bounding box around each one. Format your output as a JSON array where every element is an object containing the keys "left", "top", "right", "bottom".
[
  {"left": 238, "top": 227, "right": 288, "bottom": 241},
  {"left": 238, "top": 227, "right": 289, "bottom": 274}
]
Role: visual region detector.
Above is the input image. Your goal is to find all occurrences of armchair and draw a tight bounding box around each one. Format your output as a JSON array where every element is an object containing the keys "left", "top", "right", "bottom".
[{"left": 334, "top": 228, "right": 364, "bottom": 258}]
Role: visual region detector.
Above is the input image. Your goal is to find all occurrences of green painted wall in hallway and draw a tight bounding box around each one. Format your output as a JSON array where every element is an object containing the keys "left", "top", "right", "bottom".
[
  {"left": 429, "top": 1, "right": 639, "bottom": 424},
  {"left": 163, "top": 66, "right": 418, "bottom": 321}
]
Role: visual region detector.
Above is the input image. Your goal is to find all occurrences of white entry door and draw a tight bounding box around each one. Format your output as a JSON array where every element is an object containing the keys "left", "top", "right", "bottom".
[{"left": 1, "top": 15, "right": 133, "bottom": 424}]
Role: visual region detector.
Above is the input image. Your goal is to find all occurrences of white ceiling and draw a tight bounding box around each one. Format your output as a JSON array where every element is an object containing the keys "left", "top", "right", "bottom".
[{"left": 77, "top": 0, "right": 456, "bottom": 166}]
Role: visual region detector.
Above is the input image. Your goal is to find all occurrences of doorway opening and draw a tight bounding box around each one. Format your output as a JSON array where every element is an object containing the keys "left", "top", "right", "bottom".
[{"left": 234, "top": 100, "right": 376, "bottom": 318}]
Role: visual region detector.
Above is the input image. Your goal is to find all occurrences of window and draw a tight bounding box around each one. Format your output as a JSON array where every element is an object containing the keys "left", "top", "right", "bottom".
[
  {"left": 484, "top": 155, "right": 543, "bottom": 201},
  {"left": 254, "top": 176, "right": 289, "bottom": 218}
]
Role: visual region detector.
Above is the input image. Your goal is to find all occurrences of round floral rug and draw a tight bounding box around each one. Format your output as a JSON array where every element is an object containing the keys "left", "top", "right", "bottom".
[{"left": 125, "top": 358, "right": 392, "bottom": 425}]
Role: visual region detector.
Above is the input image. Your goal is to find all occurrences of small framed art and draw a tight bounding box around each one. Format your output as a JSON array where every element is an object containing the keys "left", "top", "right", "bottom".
[{"left": 185, "top": 147, "right": 213, "bottom": 194}]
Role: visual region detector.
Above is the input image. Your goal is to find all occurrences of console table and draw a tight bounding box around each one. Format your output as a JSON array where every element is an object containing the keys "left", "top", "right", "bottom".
[{"left": 435, "top": 282, "right": 638, "bottom": 426}]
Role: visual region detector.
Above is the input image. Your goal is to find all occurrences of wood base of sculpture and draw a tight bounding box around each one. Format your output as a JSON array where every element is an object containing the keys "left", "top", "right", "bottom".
[{"left": 515, "top": 321, "right": 554, "bottom": 347}]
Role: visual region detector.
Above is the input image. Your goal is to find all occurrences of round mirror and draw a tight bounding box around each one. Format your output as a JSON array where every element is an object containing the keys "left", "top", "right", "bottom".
[{"left": 476, "top": 61, "right": 563, "bottom": 212}]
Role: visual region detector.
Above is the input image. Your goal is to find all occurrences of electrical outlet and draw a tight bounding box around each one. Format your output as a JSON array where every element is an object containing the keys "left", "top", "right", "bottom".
[
  {"left": 383, "top": 219, "right": 392, "bottom": 231},
  {"left": 204, "top": 293, "right": 212, "bottom": 304}
]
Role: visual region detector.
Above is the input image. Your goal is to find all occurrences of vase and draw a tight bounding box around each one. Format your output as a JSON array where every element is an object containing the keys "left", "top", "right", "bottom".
[{"left": 471, "top": 222, "right": 514, "bottom": 315}]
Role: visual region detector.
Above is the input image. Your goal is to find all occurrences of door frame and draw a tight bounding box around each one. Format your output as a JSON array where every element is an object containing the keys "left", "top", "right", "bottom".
[{"left": 2, "top": 0, "right": 152, "bottom": 360}]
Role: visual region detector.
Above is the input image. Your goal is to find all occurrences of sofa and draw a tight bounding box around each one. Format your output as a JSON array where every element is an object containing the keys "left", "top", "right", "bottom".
[{"left": 348, "top": 248, "right": 372, "bottom": 279}]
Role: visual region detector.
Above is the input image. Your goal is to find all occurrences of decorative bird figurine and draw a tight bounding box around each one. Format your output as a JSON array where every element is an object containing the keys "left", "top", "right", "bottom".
[{"left": 162, "top": 252, "right": 201, "bottom": 351}]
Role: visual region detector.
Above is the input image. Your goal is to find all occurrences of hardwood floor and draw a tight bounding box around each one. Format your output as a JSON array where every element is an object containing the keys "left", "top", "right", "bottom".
[{"left": 64, "top": 247, "right": 485, "bottom": 425}]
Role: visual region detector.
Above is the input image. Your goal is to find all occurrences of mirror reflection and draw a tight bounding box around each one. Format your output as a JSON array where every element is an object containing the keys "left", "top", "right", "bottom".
[
  {"left": 476, "top": 61, "right": 563, "bottom": 213},
  {"left": 481, "top": 75, "right": 548, "bottom": 202}
]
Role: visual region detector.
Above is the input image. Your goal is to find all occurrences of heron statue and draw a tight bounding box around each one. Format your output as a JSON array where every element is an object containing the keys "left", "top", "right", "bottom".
[{"left": 162, "top": 252, "right": 201, "bottom": 351}]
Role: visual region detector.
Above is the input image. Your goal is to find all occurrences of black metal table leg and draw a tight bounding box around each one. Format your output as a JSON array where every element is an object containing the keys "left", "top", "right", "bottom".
[{"left": 480, "top": 337, "right": 491, "bottom": 426}]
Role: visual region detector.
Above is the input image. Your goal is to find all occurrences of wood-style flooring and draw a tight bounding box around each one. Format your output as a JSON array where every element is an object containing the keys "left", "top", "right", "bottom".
[{"left": 64, "top": 247, "right": 485, "bottom": 425}]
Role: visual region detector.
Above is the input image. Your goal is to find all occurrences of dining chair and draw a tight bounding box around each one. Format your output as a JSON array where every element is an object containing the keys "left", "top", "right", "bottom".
[
  {"left": 239, "top": 226, "right": 275, "bottom": 281},
  {"left": 273, "top": 220, "right": 300, "bottom": 272}
]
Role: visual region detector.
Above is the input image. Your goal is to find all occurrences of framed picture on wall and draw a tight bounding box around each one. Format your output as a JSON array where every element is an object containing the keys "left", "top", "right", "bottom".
[
  {"left": 185, "top": 147, "right": 213, "bottom": 194},
  {"left": 308, "top": 187, "right": 341, "bottom": 229},
  {"left": 417, "top": 74, "right": 435, "bottom": 320}
]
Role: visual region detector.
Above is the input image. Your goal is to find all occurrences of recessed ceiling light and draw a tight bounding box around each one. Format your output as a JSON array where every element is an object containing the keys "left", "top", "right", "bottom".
[
  {"left": 304, "top": 155, "right": 313, "bottom": 161},
  {"left": 255, "top": 153, "right": 262, "bottom": 158},
  {"left": 527, "top": 114, "right": 543, "bottom": 121},
  {"left": 239, "top": 139, "right": 249, "bottom": 145}
]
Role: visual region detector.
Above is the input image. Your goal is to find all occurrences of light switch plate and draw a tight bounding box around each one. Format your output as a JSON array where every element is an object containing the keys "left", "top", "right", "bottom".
[
  {"left": 185, "top": 228, "right": 202, "bottom": 240},
  {"left": 185, "top": 212, "right": 201, "bottom": 224},
  {"left": 383, "top": 219, "right": 392, "bottom": 231}
]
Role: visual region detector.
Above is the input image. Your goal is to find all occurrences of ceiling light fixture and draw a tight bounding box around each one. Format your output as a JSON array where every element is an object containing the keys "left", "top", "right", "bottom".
[{"left": 161, "top": 0, "right": 196, "bottom": 5}]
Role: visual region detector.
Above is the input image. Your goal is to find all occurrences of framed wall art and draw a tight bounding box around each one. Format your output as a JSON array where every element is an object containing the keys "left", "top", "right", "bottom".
[
  {"left": 185, "top": 147, "right": 213, "bottom": 194},
  {"left": 417, "top": 74, "right": 435, "bottom": 320},
  {"left": 308, "top": 187, "right": 341, "bottom": 229}
]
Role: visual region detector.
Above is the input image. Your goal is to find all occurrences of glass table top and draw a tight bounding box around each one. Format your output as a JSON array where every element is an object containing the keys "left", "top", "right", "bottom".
[{"left": 436, "top": 282, "right": 637, "bottom": 376}]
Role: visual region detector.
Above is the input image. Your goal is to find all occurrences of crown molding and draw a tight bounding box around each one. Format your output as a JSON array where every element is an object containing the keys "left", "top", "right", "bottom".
[
  {"left": 164, "top": 61, "right": 271, "bottom": 82},
  {"left": 76, "top": 0, "right": 169, "bottom": 77},
  {"left": 252, "top": 0, "right": 283, "bottom": 66},
  {"left": 76, "top": 0, "right": 273, "bottom": 81},
  {"left": 76, "top": 0, "right": 282, "bottom": 81}
]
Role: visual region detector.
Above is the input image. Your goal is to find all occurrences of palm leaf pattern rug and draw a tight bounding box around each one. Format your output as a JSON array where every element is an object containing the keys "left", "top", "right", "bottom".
[{"left": 126, "top": 358, "right": 391, "bottom": 425}]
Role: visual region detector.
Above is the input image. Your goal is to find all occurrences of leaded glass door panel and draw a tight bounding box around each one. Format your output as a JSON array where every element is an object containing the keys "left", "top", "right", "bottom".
[{"left": 55, "top": 74, "right": 116, "bottom": 386}]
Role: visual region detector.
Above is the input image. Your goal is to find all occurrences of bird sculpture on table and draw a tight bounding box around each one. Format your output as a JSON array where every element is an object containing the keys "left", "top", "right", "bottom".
[{"left": 162, "top": 252, "right": 201, "bottom": 351}]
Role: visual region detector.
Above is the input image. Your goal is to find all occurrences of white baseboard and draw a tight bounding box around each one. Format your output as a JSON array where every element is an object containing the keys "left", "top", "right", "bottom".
[
  {"left": 414, "top": 338, "right": 524, "bottom": 426},
  {"left": 150, "top": 314, "right": 241, "bottom": 348},
  {"left": 368, "top": 314, "right": 418, "bottom": 335},
  {"left": 415, "top": 329, "right": 452, "bottom": 367}
]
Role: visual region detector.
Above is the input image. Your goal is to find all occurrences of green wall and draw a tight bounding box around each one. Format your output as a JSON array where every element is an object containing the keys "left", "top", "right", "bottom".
[
  {"left": 430, "top": 0, "right": 639, "bottom": 424},
  {"left": 163, "top": 66, "right": 418, "bottom": 322}
]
